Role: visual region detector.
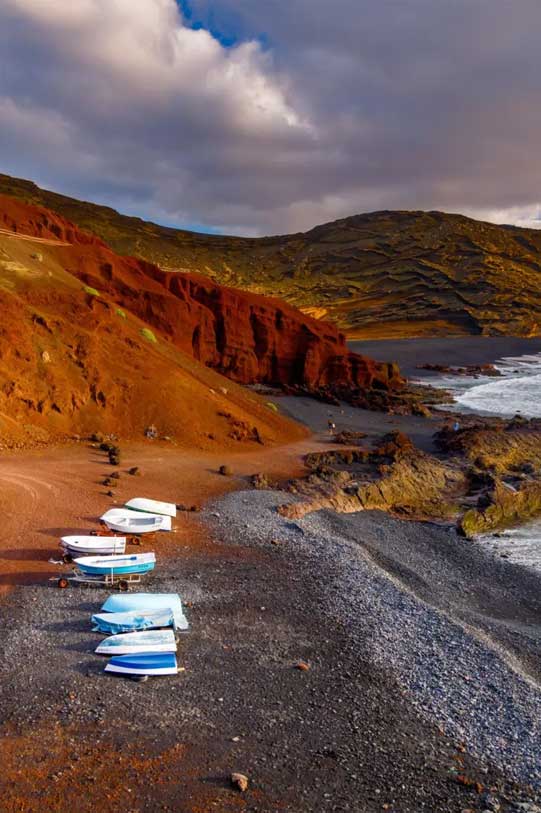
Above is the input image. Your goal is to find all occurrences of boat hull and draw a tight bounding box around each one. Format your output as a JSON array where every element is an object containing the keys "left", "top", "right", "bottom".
[
  {"left": 95, "top": 629, "right": 177, "bottom": 655},
  {"left": 74, "top": 552, "right": 155, "bottom": 577},
  {"left": 92, "top": 608, "right": 176, "bottom": 634},
  {"left": 125, "top": 498, "right": 177, "bottom": 518},
  {"left": 101, "top": 592, "right": 189, "bottom": 631},
  {"left": 105, "top": 652, "right": 178, "bottom": 676},
  {"left": 61, "top": 535, "right": 126, "bottom": 556},
  {"left": 76, "top": 561, "right": 155, "bottom": 576},
  {"left": 101, "top": 509, "right": 172, "bottom": 534}
]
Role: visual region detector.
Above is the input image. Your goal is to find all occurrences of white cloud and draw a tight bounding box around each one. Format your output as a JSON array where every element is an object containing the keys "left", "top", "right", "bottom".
[{"left": 1, "top": 0, "right": 541, "bottom": 234}]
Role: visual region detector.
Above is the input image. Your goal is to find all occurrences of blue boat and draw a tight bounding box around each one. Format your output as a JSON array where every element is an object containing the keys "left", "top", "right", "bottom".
[
  {"left": 74, "top": 552, "right": 156, "bottom": 576},
  {"left": 92, "top": 607, "right": 176, "bottom": 634},
  {"left": 105, "top": 652, "right": 178, "bottom": 676},
  {"left": 100, "top": 592, "right": 188, "bottom": 630}
]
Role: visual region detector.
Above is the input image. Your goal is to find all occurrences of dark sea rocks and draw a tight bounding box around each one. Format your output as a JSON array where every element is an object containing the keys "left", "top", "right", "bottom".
[{"left": 459, "top": 480, "right": 541, "bottom": 537}]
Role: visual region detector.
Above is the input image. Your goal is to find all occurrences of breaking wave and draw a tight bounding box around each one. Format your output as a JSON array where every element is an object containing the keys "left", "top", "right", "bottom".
[{"left": 425, "top": 352, "right": 541, "bottom": 418}]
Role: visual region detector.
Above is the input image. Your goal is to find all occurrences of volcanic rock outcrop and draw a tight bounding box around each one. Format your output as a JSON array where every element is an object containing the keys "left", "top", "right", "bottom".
[
  {"left": 0, "top": 195, "right": 404, "bottom": 443},
  {"left": 279, "top": 421, "right": 541, "bottom": 534},
  {"left": 5, "top": 173, "right": 541, "bottom": 338},
  {"left": 281, "top": 431, "right": 466, "bottom": 521}
]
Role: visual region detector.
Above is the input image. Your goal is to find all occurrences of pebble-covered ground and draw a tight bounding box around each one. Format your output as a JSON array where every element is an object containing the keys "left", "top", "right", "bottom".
[
  {"left": 2, "top": 483, "right": 541, "bottom": 810},
  {"left": 205, "top": 489, "right": 541, "bottom": 809}
]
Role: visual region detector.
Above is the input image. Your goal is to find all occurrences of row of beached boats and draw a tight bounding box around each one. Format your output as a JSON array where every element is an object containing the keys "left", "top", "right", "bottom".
[
  {"left": 59, "top": 497, "right": 177, "bottom": 580},
  {"left": 92, "top": 592, "right": 189, "bottom": 677},
  {"left": 57, "top": 497, "right": 189, "bottom": 678}
]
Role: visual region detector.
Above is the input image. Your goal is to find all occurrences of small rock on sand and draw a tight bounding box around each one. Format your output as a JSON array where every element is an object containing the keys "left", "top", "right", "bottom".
[{"left": 230, "top": 772, "right": 249, "bottom": 792}]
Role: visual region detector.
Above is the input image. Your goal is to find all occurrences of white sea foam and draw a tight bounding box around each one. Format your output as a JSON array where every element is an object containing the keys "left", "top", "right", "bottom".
[
  {"left": 421, "top": 349, "right": 541, "bottom": 564},
  {"left": 421, "top": 351, "right": 541, "bottom": 418},
  {"left": 481, "top": 522, "right": 541, "bottom": 571},
  {"left": 455, "top": 372, "right": 541, "bottom": 417}
]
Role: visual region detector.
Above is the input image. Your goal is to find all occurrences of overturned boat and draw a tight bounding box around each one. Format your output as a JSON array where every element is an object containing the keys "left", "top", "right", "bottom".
[
  {"left": 74, "top": 552, "right": 156, "bottom": 577},
  {"left": 101, "top": 592, "right": 184, "bottom": 614},
  {"left": 101, "top": 508, "right": 172, "bottom": 534},
  {"left": 105, "top": 652, "right": 178, "bottom": 677},
  {"left": 91, "top": 607, "right": 178, "bottom": 634},
  {"left": 60, "top": 535, "right": 126, "bottom": 556},
  {"left": 101, "top": 592, "right": 189, "bottom": 631},
  {"left": 125, "top": 498, "right": 177, "bottom": 518},
  {"left": 95, "top": 629, "right": 177, "bottom": 655}
]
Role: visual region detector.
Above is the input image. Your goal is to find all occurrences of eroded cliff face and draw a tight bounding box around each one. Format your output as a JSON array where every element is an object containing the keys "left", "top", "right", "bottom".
[
  {"left": 0, "top": 195, "right": 403, "bottom": 402},
  {"left": 0, "top": 195, "right": 405, "bottom": 442},
  {"left": 136, "top": 267, "right": 403, "bottom": 394}
]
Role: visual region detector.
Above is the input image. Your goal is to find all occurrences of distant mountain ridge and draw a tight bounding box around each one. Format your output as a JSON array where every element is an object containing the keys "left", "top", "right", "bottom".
[{"left": 2, "top": 173, "right": 541, "bottom": 338}]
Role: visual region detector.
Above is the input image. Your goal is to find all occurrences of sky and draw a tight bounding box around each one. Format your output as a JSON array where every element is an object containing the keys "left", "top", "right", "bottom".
[{"left": 1, "top": 0, "right": 540, "bottom": 236}]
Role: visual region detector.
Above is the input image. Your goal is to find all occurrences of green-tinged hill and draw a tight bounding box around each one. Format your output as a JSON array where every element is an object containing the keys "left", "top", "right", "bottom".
[{"left": 2, "top": 173, "right": 541, "bottom": 338}]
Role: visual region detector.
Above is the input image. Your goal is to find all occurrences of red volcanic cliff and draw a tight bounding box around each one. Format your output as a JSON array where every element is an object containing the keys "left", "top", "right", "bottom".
[
  {"left": 110, "top": 266, "right": 402, "bottom": 396},
  {"left": 0, "top": 195, "right": 403, "bottom": 404}
]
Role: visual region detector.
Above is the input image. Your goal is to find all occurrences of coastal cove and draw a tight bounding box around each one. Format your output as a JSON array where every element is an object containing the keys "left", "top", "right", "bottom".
[
  {"left": 352, "top": 335, "right": 541, "bottom": 571},
  {"left": 3, "top": 3, "right": 541, "bottom": 808},
  {"left": 2, "top": 371, "right": 541, "bottom": 810}
]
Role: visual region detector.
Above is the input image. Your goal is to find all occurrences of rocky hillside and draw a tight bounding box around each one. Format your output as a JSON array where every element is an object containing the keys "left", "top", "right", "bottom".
[
  {"left": 3, "top": 174, "right": 541, "bottom": 338},
  {"left": 0, "top": 194, "right": 403, "bottom": 445}
]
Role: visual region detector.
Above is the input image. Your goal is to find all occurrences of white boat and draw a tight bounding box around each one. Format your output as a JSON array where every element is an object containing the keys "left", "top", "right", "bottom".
[
  {"left": 60, "top": 535, "right": 126, "bottom": 556},
  {"left": 125, "top": 498, "right": 177, "bottom": 518},
  {"left": 95, "top": 629, "right": 177, "bottom": 655},
  {"left": 101, "top": 508, "right": 172, "bottom": 534}
]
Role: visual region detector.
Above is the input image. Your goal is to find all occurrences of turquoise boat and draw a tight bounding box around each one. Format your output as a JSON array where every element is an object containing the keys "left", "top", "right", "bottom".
[
  {"left": 101, "top": 592, "right": 189, "bottom": 630},
  {"left": 91, "top": 607, "right": 176, "bottom": 634},
  {"left": 74, "top": 552, "right": 156, "bottom": 576}
]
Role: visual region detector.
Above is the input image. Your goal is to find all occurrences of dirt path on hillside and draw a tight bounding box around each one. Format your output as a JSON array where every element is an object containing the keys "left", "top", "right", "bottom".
[{"left": 0, "top": 227, "right": 71, "bottom": 245}]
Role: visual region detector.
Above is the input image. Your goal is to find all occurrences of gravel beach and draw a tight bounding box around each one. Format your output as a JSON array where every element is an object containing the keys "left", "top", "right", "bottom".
[
  {"left": 206, "top": 492, "right": 541, "bottom": 787},
  {"left": 3, "top": 337, "right": 541, "bottom": 810},
  {"left": 1, "top": 485, "right": 541, "bottom": 810}
]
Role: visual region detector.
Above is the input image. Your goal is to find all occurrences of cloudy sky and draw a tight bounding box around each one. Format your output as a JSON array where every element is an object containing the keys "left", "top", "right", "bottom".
[{"left": 1, "top": 0, "right": 540, "bottom": 235}]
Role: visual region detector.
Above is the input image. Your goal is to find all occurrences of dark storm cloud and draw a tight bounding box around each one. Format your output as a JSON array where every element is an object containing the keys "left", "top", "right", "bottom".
[{"left": 1, "top": 0, "right": 541, "bottom": 234}]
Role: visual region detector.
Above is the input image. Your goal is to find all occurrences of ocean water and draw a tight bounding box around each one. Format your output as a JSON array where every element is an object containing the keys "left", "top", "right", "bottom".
[
  {"left": 420, "top": 351, "right": 541, "bottom": 568},
  {"left": 419, "top": 352, "right": 541, "bottom": 418},
  {"left": 483, "top": 523, "right": 541, "bottom": 573}
]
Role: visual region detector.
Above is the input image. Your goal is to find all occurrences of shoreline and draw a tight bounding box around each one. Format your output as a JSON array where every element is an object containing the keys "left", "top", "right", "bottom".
[
  {"left": 205, "top": 490, "right": 541, "bottom": 789},
  {"left": 3, "top": 337, "right": 541, "bottom": 809},
  {"left": 349, "top": 336, "right": 541, "bottom": 378}
]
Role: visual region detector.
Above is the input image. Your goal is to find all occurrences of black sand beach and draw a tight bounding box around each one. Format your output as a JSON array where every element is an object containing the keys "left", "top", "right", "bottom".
[
  {"left": 350, "top": 336, "right": 541, "bottom": 378},
  {"left": 3, "top": 337, "right": 541, "bottom": 811}
]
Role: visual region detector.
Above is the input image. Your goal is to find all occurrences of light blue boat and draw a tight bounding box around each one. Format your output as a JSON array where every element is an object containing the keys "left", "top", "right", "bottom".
[
  {"left": 74, "top": 552, "right": 156, "bottom": 577},
  {"left": 100, "top": 593, "right": 189, "bottom": 631},
  {"left": 95, "top": 629, "right": 177, "bottom": 655},
  {"left": 105, "top": 652, "right": 178, "bottom": 676},
  {"left": 92, "top": 607, "right": 177, "bottom": 634}
]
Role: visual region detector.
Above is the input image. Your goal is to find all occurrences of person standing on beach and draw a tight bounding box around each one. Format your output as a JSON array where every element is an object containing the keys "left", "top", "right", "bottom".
[{"left": 328, "top": 419, "right": 336, "bottom": 435}]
